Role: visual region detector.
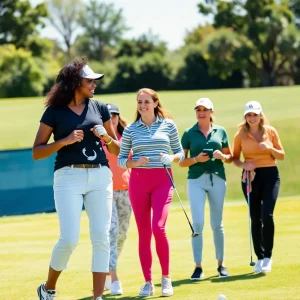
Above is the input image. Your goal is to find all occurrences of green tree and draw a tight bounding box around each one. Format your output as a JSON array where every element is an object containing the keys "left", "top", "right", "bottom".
[
  {"left": 116, "top": 32, "right": 167, "bottom": 58},
  {"left": 0, "top": 0, "right": 47, "bottom": 48},
  {"left": 184, "top": 25, "right": 216, "bottom": 45},
  {"left": 290, "top": 0, "right": 300, "bottom": 28},
  {"left": 75, "top": 0, "right": 128, "bottom": 60},
  {"left": 0, "top": 45, "right": 46, "bottom": 97},
  {"left": 47, "top": 0, "right": 84, "bottom": 59},
  {"left": 198, "top": 0, "right": 300, "bottom": 86}
]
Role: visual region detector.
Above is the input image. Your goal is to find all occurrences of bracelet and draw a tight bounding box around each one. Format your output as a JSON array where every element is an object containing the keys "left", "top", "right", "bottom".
[
  {"left": 105, "top": 137, "right": 113, "bottom": 145},
  {"left": 193, "top": 157, "right": 197, "bottom": 164}
]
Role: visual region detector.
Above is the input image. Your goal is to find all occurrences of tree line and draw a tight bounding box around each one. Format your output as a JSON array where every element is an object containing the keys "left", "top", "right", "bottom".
[{"left": 0, "top": 0, "right": 299, "bottom": 97}]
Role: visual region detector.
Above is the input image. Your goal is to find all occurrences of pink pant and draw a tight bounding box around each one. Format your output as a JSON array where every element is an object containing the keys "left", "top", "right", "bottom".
[{"left": 129, "top": 168, "right": 173, "bottom": 281}]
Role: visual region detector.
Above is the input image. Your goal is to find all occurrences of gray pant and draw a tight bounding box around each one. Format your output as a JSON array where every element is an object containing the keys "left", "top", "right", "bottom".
[
  {"left": 187, "top": 173, "right": 226, "bottom": 264},
  {"left": 109, "top": 190, "right": 132, "bottom": 270}
]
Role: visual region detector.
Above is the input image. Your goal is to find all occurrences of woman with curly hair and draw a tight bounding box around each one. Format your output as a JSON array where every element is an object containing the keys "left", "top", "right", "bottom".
[{"left": 32, "top": 57, "right": 120, "bottom": 300}]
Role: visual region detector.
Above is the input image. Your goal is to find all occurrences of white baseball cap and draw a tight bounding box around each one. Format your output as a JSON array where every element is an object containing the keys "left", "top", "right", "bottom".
[
  {"left": 194, "top": 98, "right": 214, "bottom": 110},
  {"left": 79, "top": 65, "right": 104, "bottom": 80},
  {"left": 244, "top": 101, "right": 262, "bottom": 115}
]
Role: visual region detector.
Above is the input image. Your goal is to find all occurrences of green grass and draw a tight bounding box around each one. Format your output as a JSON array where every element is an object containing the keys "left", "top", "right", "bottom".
[
  {"left": 1, "top": 198, "right": 299, "bottom": 299},
  {"left": 0, "top": 86, "right": 299, "bottom": 200}
]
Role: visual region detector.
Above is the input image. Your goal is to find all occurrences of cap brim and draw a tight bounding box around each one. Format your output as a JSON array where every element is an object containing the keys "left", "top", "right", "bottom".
[
  {"left": 244, "top": 109, "right": 261, "bottom": 115},
  {"left": 194, "top": 105, "right": 213, "bottom": 110},
  {"left": 82, "top": 73, "right": 104, "bottom": 80},
  {"left": 109, "top": 110, "right": 120, "bottom": 114}
]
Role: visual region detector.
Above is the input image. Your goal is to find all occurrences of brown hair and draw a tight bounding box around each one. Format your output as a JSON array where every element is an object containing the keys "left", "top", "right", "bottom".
[
  {"left": 45, "top": 57, "right": 88, "bottom": 107},
  {"left": 116, "top": 114, "right": 128, "bottom": 136},
  {"left": 134, "top": 88, "right": 173, "bottom": 122},
  {"left": 238, "top": 112, "right": 269, "bottom": 141}
]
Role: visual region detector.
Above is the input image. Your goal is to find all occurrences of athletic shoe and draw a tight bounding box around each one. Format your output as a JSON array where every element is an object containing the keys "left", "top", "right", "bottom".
[
  {"left": 139, "top": 281, "right": 154, "bottom": 296},
  {"left": 190, "top": 267, "right": 204, "bottom": 280},
  {"left": 37, "top": 282, "right": 57, "bottom": 299},
  {"left": 96, "top": 298, "right": 102, "bottom": 300},
  {"left": 111, "top": 280, "right": 123, "bottom": 295},
  {"left": 104, "top": 275, "right": 111, "bottom": 290},
  {"left": 217, "top": 266, "right": 229, "bottom": 277},
  {"left": 261, "top": 258, "right": 272, "bottom": 272},
  {"left": 253, "top": 259, "right": 263, "bottom": 272},
  {"left": 161, "top": 277, "right": 173, "bottom": 297}
]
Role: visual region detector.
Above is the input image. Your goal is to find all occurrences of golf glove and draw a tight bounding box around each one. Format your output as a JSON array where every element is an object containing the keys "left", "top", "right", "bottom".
[
  {"left": 160, "top": 154, "right": 174, "bottom": 166},
  {"left": 95, "top": 125, "right": 108, "bottom": 137}
]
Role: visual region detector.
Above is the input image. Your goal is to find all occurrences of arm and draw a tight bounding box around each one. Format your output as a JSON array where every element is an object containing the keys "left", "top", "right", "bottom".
[
  {"left": 179, "top": 149, "right": 210, "bottom": 167},
  {"left": 213, "top": 147, "right": 232, "bottom": 163},
  {"left": 168, "top": 121, "right": 185, "bottom": 163},
  {"left": 259, "top": 128, "right": 285, "bottom": 160},
  {"left": 232, "top": 132, "right": 255, "bottom": 170},
  {"left": 102, "top": 119, "right": 120, "bottom": 155},
  {"left": 32, "top": 123, "right": 83, "bottom": 160}
]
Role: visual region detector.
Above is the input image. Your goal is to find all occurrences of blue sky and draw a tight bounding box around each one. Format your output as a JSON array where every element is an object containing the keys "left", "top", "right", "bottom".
[{"left": 31, "top": 0, "right": 209, "bottom": 50}]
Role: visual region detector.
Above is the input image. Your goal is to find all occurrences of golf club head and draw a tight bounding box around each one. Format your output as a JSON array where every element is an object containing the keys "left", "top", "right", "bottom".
[
  {"left": 250, "top": 262, "right": 255, "bottom": 266},
  {"left": 192, "top": 232, "right": 199, "bottom": 238}
]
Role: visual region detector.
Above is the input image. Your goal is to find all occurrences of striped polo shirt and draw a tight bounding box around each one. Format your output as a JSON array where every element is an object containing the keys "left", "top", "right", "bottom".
[{"left": 118, "top": 116, "right": 184, "bottom": 168}]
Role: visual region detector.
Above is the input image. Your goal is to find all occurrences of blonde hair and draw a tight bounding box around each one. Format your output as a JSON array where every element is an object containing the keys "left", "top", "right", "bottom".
[
  {"left": 134, "top": 88, "right": 173, "bottom": 122},
  {"left": 238, "top": 112, "right": 269, "bottom": 141}
]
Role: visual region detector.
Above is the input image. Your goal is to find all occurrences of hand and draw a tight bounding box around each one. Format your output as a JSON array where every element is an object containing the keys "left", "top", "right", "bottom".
[
  {"left": 213, "top": 150, "right": 225, "bottom": 160},
  {"left": 195, "top": 152, "right": 210, "bottom": 163},
  {"left": 91, "top": 125, "right": 108, "bottom": 139},
  {"left": 243, "top": 162, "right": 256, "bottom": 171},
  {"left": 63, "top": 130, "right": 84, "bottom": 145},
  {"left": 135, "top": 156, "right": 150, "bottom": 167},
  {"left": 259, "top": 142, "right": 271, "bottom": 151},
  {"left": 159, "top": 153, "right": 174, "bottom": 165}
]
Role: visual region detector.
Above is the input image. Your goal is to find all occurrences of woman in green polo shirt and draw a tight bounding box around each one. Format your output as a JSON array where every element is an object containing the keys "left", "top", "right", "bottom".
[{"left": 180, "top": 98, "right": 232, "bottom": 280}]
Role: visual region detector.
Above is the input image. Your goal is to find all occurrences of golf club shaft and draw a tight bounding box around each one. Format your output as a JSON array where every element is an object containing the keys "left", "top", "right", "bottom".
[
  {"left": 163, "top": 165, "right": 196, "bottom": 235},
  {"left": 246, "top": 170, "right": 254, "bottom": 265}
]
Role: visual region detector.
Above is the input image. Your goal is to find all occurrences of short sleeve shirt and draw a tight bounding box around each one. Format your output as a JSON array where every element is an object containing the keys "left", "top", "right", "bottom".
[
  {"left": 40, "top": 99, "right": 111, "bottom": 171},
  {"left": 181, "top": 123, "right": 229, "bottom": 180}
]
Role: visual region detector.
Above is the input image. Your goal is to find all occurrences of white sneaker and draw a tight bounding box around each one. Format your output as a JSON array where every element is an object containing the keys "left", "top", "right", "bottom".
[
  {"left": 253, "top": 259, "right": 263, "bottom": 272},
  {"left": 111, "top": 280, "right": 123, "bottom": 295},
  {"left": 96, "top": 298, "right": 102, "bottom": 300},
  {"left": 37, "top": 282, "right": 57, "bottom": 299},
  {"left": 139, "top": 281, "right": 154, "bottom": 297},
  {"left": 161, "top": 277, "right": 173, "bottom": 297},
  {"left": 261, "top": 258, "right": 272, "bottom": 272},
  {"left": 104, "top": 275, "right": 111, "bottom": 290}
]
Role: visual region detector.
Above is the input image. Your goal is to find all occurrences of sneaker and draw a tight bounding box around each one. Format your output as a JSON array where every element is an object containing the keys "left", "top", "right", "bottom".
[
  {"left": 104, "top": 275, "right": 111, "bottom": 290},
  {"left": 139, "top": 281, "right": 154, "bottom": 297},
  {"left": 111, "top": 280, "right": 123, "bottom": 295},
  {"left": 190, "top": 267, "right": 204, "bottom": 280},
  {"left": 217, "top": 266, "right": 229, "bottom": 277},
  {"left": 161, "top": 277, "right": 173, "bottom": 297},
  {"left": 96, "top": 298, "right": 102, "bottom": 300},
  {"left": 261, "top": 258, "right": 272, "bottom": 272},
  {"left": 37, "top": 282, "right": 57, "bottom": 299},
  {"left": 253, "top": 259, "right": 263, "bottom": 272}
]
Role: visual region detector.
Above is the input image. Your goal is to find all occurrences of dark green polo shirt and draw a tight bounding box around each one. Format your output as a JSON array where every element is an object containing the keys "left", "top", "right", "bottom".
[{"left": 181, "top": 123, "right": 229, "bottom": 180}]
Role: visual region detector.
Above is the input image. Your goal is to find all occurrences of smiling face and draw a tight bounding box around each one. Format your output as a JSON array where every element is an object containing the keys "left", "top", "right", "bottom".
[
  {"left": 245, "top": 112, "right": 262, "bottom": 128},
  {"left": 77, "top": 78, "right": 97, "bottom": 99},
  {"left": 137, "top": 92, "right": 157, "bottom": 117},
  {"left": 195, "top": 105, "right": 213, "bottom": 124}
]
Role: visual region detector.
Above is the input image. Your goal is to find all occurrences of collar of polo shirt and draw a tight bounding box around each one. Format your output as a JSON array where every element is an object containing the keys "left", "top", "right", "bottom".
[{"left": 137, "top": 116, "right": 163, "bottom": 126}]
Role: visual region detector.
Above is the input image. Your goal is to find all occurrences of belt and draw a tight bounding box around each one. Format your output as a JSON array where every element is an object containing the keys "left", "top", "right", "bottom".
[{"left": 69, "top": 164, "right": 101, "bottom": 169}]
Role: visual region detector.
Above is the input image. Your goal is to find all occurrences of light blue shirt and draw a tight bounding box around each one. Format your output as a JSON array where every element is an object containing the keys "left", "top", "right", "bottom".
[{"left": 118, "top": 117, "right": 185, "bottom": 168}]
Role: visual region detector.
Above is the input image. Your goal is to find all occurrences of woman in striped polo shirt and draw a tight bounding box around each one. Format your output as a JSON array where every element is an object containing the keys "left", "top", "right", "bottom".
[{"left": 118, "top": 88, "right": 184, "bottom": 297}]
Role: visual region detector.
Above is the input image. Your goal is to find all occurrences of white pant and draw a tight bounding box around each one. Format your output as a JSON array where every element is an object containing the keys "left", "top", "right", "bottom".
[{"left": 50, "top": 165, "right": 113, "bottom": 272}]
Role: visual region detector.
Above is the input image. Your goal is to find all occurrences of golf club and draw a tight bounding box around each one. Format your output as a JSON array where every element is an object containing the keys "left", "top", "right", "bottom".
[
  {"left": 163, "top": 165, "right": 199, "bottom": 238},
  {"left": 246, "top": 170, "right": 255, "bottom": 267}
]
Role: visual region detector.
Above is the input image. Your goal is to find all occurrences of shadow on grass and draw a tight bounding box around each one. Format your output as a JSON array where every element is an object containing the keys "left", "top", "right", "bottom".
[{"left": 77, "top": 273, "right": 265, "bottom": 299}]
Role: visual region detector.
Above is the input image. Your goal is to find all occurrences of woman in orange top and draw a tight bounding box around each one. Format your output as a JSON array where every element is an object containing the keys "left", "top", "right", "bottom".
[
  {"left": 103, "top": 103, "right": 132, "bottom": 295},
  {"left": 232, "top": 101, "right": 285, "bottom": 273}
]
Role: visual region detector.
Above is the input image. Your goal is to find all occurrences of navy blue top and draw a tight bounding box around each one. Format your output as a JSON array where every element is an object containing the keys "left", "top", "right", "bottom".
[{"left": 40, "top": 99, "right": 110, "bottom": 171}]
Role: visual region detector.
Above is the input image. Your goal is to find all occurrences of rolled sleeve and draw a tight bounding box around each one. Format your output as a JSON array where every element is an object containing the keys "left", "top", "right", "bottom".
[{"left": 117, "top": 126, "right": 132, "bottom": 169}]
